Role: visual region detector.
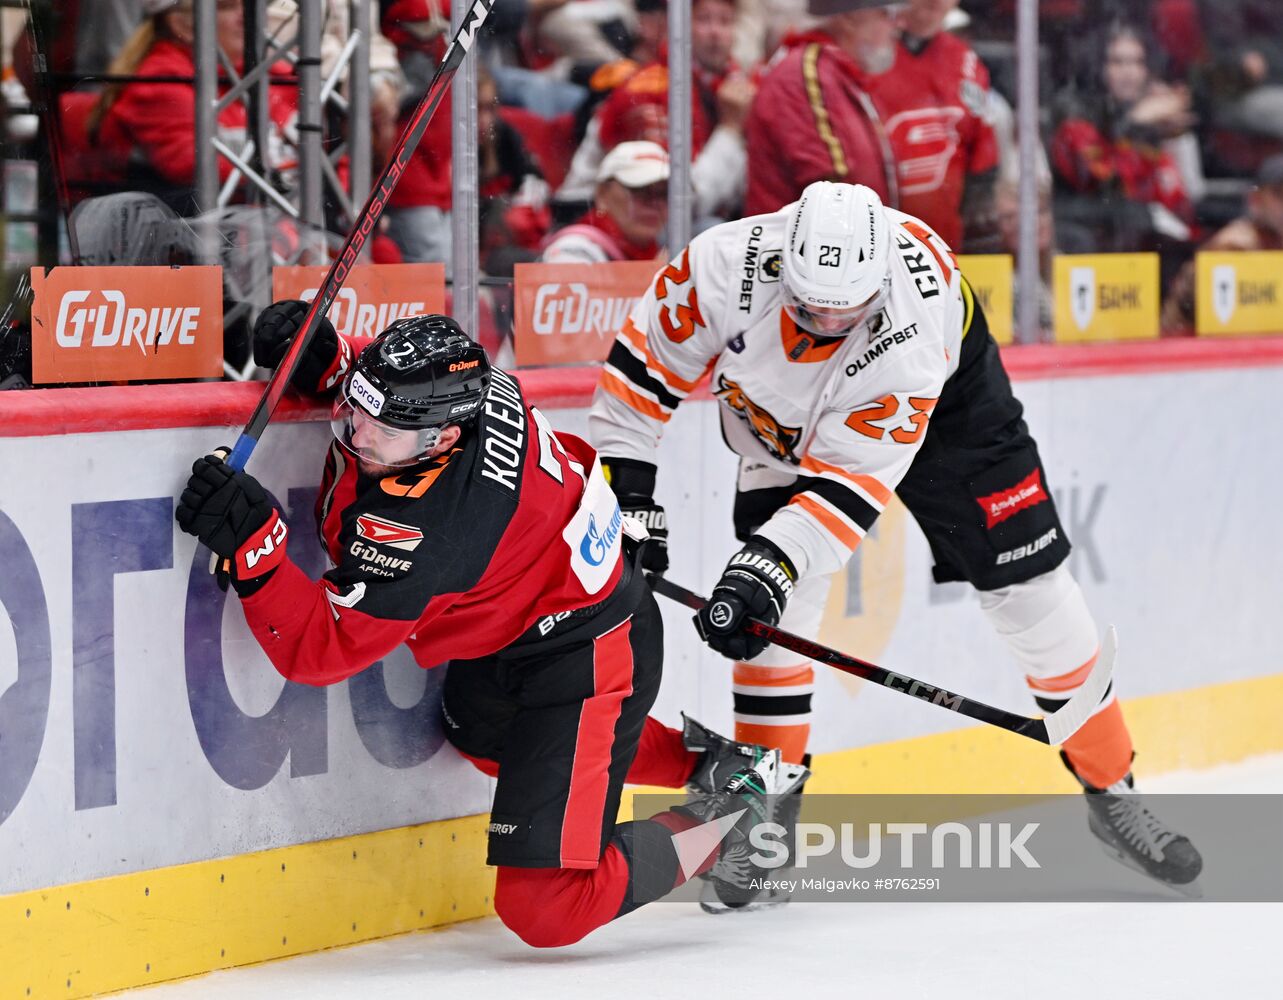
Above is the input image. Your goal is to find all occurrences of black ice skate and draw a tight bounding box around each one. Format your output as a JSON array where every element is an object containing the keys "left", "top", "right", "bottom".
[
  {"left": 675, "top": 745, "right": 810, "bottom": 914},
  {"left": 1066, "top": 754, "right": 1204, "bottom": 897},
  {"left": 682, "top": 713, "right": 775, "bottom": 795}
]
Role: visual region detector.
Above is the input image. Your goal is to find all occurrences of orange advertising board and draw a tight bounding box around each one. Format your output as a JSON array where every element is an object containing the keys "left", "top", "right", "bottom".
[
  {"left": 272, "top": 263, "right": 446, "bottom": 341},
  {"left": 513, "top": 261, "right": 660, "bottom": 367},
  {"left": 30, "top": 266, "right": 224, "bottom": 384}
]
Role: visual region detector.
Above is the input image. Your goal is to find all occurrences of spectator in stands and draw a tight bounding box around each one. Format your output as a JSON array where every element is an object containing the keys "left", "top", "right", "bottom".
[
  {"left": 540, "top": 140, "right": 669, "bottom": 263},
  {"left": 1160, "top": 153, "right": 1283, "bottom": 334},
  {"left": 88, "top": 0, "right": 299, "bottom": 217},
  {"left": 1050, "top": 19, "right": 1197, "bottom": 280},
  {"left": 477, "top": 68, "right": 553, "bottom": 274},
  {"left": 865, "top": 0, "right": 999, "bottom": 251},
  {"left": 267, "top": 1, "right": 406, "bottom": 166},
  {"left": 554, "top": 0, "right": 755, "bottom": 225},
  {"left": 993, "top": 177, "right": 1093, "bottom": 335},
  {"left": 1196, "top": 0, "right": 1283, "bottom": 151},
  {"left": 743, "top": 0, "right": 897, "bottom": 216}
]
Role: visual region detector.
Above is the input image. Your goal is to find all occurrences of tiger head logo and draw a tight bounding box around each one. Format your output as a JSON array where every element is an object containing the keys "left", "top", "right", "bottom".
[{"left": 715, "top": 375, "right": 802, "bottom": 464}]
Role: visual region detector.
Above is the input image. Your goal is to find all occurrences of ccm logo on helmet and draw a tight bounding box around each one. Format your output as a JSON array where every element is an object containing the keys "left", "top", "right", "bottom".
[{"left": 449, "top": 360, "right": 480, "bottom": 372}]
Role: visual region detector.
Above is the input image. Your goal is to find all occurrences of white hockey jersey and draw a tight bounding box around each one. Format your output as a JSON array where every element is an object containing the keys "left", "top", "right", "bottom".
[{"left": 588, "top": 203, "right": 971, "bottom": 580}]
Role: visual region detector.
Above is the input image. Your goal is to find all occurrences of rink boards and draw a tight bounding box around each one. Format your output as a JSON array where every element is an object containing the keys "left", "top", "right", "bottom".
[{"left": 1, "top": 338, "right": 1282, "bottom": 997}]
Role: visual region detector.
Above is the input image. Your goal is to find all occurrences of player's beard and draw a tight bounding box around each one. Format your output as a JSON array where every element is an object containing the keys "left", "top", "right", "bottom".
[{"left": 357, "top": 456, "right": 403, "bottom": 480}]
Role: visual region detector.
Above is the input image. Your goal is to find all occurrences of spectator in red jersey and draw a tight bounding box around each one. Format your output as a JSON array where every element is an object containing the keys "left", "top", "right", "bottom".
[
  {"left": 540, "top": 140, "right": 669, "bottom": 263},
  {"left": 554, "top": 0, "right": 755, "bottom": 224},
  {"left": 862, "top": 0, "right": 999, "bottom": 251},
  {"left": 88, "top": 0, "right": 299, "bottom": 217},
  {"left": 1051, "top": 19, "right": 1197, "bottom": 281},
  {"left": 742, "top": 0, "right": 898, "bottom": 216},
  {"left": 1161, "top": 153, "right": 1283, "bottom": 334}
]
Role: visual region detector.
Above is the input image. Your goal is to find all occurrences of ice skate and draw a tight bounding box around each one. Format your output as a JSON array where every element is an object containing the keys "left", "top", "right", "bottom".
[
  {"left": 1066, "top": 755, "right": 1204, "bottom": 897},
  {"left": 682, "top": 713, "right": 778, "bottom": 795},
  {"left": 676, "top": 746, "right": 809, "bottom": 908}
]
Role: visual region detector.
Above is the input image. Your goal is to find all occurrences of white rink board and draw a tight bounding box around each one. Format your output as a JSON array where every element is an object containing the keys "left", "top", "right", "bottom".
[
  {"left": 549, "top": 363, "right": 1283, "bottom": 750},
  {"left": 0, "top": 421, "right": 489, "bottom": 893},
  {"left": 0, "top": 362, "right": 1279, "bottom": 894}
]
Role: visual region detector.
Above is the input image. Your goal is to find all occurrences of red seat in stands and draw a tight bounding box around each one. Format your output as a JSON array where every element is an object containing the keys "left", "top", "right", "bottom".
[{"left": 497, "top": 107, "right": 577, "bottom": 191}]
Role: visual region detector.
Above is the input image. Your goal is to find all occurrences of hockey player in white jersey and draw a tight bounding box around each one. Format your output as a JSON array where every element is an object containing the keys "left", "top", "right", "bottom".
[{"left": 589, "top": 180, "right": 1202, "bottom": 899}]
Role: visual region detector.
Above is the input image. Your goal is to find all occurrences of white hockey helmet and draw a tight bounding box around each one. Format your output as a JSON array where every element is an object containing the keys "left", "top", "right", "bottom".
[{"left": 781, "top": 181, "right": 891, "bottom": 337}]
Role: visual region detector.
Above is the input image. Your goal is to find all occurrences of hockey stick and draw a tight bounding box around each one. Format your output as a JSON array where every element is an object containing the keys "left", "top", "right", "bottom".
[
  {"left": 647, "top": 573, "right": 1116, "bottom": 746},
  {"left": 225, "top": 0, "right": 498, "bottom": 472}
]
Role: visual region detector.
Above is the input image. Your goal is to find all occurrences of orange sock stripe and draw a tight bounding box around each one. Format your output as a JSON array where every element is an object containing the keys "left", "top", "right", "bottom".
[
  {"left": 733, "top": 662, "right": 816, "bottom": 687},
  {"left": 1062, "top": 698, "right": 1134, "bottom": 788},
  {"left": 1026, "top": 649, "right": 1098, "bottom": 693},
  {"left": 734, "top": 720, "right": 811, "bottom": 766}
]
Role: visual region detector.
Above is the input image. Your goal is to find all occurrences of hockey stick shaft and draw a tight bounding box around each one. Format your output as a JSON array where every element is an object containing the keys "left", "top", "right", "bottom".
[
  {"left": 646, "top": 573, "right": 1116, "bottom": 746},
  {"left": 226, "top": 0, "right": 498, "bottom": 472}
]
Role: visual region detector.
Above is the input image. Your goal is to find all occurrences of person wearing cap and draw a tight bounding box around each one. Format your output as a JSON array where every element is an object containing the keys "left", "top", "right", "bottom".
[
  {"left": 1161, "top": 153, "right": 1283, "bottom": 334},
  {"left": 88, "top": 0, "right": 298, "bottom": 215},
  {"left": 743, "top": 0, "right": 898, "bottom": 216},
  {"left": 540, "top": 141, "right": 670, "bottom": 264}
]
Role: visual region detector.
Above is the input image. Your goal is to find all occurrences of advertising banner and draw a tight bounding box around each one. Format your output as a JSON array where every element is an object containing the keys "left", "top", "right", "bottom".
[
  {"left": 0, "top": 422, "right": 487, "bottom": 893},
  {"left": 957, "top": 254, "right": 1013, "bottom": 344},
  {"left": 512, "top": 261, "right": 659, "bottom": 367},
  {"left": 1194, "top": 251, "right": 1283, "bottom": 336},
  {"left": 272, "top": 264, "right": 447, "bottom": 341},
  {"left": 1053, "top": 253, "right": 1159, "bottom": 342},
  {"left": 29, "top": 266, "right": 224, "bottom": 384}
]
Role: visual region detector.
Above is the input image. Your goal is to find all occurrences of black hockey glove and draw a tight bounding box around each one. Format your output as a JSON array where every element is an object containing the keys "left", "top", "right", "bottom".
[
  {"left": 602, "top": 457, "right": 668, "bottom": 573},
  {"left": 176, "top": 453, "right": 288, "bottom": 596},
  {"left": 694, "top": 538, "right": 797, "bottom": 661},
  {"left": 252, "top": 298, "right": 348, "bottom": 394}
]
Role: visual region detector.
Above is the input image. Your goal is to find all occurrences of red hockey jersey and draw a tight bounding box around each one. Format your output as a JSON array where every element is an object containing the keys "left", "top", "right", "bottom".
[
  {"left": 240, "top": 367, "right": 626, "bottom": 686},
  {"left": 863, "top": 33, "right": 998, "bottom": 249}
]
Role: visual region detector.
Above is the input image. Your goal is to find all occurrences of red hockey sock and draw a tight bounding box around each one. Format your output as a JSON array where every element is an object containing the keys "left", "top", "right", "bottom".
[{"left": 624, "top": 716, "right": 698, "bottom": 787}]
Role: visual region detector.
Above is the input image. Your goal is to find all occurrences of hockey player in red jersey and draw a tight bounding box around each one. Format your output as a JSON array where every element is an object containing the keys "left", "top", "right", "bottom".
[
  {"left": 589, "top": 180, "right": 1203, "bottom": 898},
  {"left": 176, "top": 310, "right": 808, "bottom": 946}
]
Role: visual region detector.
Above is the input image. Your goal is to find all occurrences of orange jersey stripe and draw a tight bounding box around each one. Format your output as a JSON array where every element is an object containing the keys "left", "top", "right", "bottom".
[
  {"left": 618, "top": 319, "right": 701, "bottom": 394},
  {"left": 733, "top": 662, "right": 816, "bottom": 687},
  {"left": 1026, "top": 651, "right": 1098, "bottom": 693},
  {"left": 600, "top": 370, "right": 673, "bottom": 423},
  {"left": 799, "top": 453, "right": 893, "bottom": 507},
  {"left": 789, "top": 493, "right": 861, "bottom": 551}
]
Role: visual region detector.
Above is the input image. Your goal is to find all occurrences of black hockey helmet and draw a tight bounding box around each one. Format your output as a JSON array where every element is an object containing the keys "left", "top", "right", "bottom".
[
  {"left": 346, "top": 314, "right": 491, "bottom": 428},
  {"left": 331, "top": 315, "right": 492, "bottom": 468}
]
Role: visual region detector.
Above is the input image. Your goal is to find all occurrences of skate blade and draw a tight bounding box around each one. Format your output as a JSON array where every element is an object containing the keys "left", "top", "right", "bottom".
[
  {"left": 698, "top": 887, "right": 794, "bottom": 915},
  {"left": 1095, "top": 840, "right": 1205, "bottom": 899}
]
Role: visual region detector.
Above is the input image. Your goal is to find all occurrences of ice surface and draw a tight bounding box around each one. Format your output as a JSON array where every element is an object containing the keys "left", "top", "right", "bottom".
[{"left": 122, "top": 754, "right": 1283, "bottom": 999}]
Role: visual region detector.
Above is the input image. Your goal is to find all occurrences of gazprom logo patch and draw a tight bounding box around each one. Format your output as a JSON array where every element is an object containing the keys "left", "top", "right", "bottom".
[
  {"left": 350, "top": 370, "right": 385, "bottom": 416},
  {"left": 579, "top": 505, "right": 623, "bottom": 567}
]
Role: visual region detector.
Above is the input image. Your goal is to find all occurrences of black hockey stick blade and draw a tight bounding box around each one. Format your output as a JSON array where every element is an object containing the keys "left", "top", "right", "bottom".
[
  {"left": 226, "top": 0, "right": 499, "bottom": 472},
  {"left": 646, "top": 573, "right": 1116, "bottom": 746}
]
